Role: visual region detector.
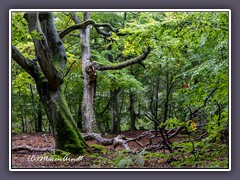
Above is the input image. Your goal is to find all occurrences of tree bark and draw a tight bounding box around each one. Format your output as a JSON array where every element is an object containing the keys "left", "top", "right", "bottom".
[
  {"left": 69, "top": 12, "right": 99, "bottom": 133},
  {"left": 80, "top": 12, "right": 99, "bottom": 133}
]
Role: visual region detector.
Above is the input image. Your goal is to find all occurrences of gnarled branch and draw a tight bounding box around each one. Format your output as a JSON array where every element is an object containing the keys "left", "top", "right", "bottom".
[
  {"left": 94, "top": 47, "right": 151, "bottom": 71},
  {"left": 59, "top": 19, "right": 118, "bottom": 39}
]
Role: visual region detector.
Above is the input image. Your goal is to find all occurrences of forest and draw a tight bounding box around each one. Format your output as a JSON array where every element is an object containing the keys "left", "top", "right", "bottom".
[{"left": 11, "top": 11, "right": 229, "bottom": 169}]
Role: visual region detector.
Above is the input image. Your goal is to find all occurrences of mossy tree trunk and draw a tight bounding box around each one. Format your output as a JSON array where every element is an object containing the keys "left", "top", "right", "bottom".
[
  {"left": 12, "top": 12, "right": 88, "bottom": 154},
  {"left": 37, "top": 83, "right": 88, "bottom": 154}
]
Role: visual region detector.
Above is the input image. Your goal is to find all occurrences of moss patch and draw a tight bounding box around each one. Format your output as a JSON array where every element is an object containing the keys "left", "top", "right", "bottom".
[
  {"left": 57, "top": 117, "right": 87, "bottom": 154},
  {"left": 89, "top": 144, "right": 108, "bottom": 155}
]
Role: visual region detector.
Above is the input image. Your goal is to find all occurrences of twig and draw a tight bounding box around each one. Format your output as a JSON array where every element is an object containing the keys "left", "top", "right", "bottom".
[{"left": 64, "top": 60, "right": 76, "bottom": 77}]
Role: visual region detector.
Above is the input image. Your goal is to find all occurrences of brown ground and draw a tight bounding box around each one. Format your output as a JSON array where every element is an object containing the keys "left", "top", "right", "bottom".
[
  {"left": 11, "top": 131, "right": 175, "bottom": 169},
  {"left": 11, "top": 131, "right": 227, "bottom": 169}
]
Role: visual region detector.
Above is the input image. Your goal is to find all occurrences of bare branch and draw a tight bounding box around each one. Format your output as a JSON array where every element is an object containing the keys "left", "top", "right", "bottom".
[
  {"left": 95, "top": 47, "right": 151, "bottom": 71},
  {"left": 82, "top": 133, "right": 131, "bottom": 151},
  {"left": 59, "top": 19, "right": 118, "bottom": 39},
  {"left": 168, "top": 127, "right": 184, "bottom": 140}
]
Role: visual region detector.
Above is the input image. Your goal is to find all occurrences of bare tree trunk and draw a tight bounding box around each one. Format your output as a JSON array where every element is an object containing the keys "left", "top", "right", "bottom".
[
  {"left": 21, "top": 106, "right": 25, "bottom": 133},
  {"left": 80, "top": 12, "right": 99, "bottom": 133},
  {"left": 68, "top": 12, "right": 151, "bottom": 134}
]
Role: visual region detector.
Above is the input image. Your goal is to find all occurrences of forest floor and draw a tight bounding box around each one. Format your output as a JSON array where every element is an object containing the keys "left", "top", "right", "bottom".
[{"left": 11, "top": 130, "right": 228, "bottom": 169}]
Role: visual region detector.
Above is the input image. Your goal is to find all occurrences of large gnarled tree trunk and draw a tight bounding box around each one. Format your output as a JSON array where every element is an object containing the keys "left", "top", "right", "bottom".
[{"left": 12, "top": 12, "right": 88, "bottom": 154}]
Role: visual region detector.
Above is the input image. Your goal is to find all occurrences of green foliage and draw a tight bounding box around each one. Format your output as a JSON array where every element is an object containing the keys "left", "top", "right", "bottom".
[
  {"left": 30, "top": 29, "right": 44, "bottom": 40},
  {"left": 97, "top": 69, "right": 145, "bottom": 92},
  {"left": 91, "top": 150, "right": 146, "bottom": 168},
  {"left": 12, "top": 12, "right": 32, "bottom": 45},
  {"left": 171, "top": 137, "right": 228, "bottom": 168},
  {"left": 112, "top": 151, "right": 133, "bottom": 168},
  {"left": 159, "top": 118, "right": 185, "bottom": 129},
  {"left": 12, "top": 72, "right": 34, "bottom": 95},
  {"left": 111, "top": 150, "right": 146, "bottom": 168}
]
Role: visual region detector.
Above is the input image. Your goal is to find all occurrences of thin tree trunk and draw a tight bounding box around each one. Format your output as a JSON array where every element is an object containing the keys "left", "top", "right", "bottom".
[
  {"left": 129, "top": 92, "right": 137, "bottom": 131},
  {"left": 36, "top": 100, "right": 43, "bottom": 132},
  {"left": 29, "top": 84, "right": 38, "bottom": 132},
  {"left": 21, "top": 107, "right": 25, "bottom": 133},
  {"left": 110, "top": 89, "right": 121, "bottom": 134}
]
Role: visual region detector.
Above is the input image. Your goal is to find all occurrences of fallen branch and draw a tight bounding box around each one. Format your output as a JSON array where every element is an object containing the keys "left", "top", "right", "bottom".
[
  {"left": 12, "top": 146, "right": 53, "bottom": 153},
  {"left": 83, "top": 133, "right": 131, "bottom": 151},
  {"left": 82, "top": 133, "right": 113, "bottom": 146}
]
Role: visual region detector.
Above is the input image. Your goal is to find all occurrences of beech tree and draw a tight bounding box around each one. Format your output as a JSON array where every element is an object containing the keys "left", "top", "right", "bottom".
[
  {"left": 12, "top": 12, "right": 89, "bottom": 154},
  {"left": 60, "top": 12, "right": 151, "bottom": 133}
]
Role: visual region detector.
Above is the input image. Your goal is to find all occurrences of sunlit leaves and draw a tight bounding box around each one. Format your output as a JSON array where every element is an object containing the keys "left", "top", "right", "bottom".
[
  {"left": 97, "top": 69, "right": 145, "bottom": 93},
  {"left": 12, "top": 12, "right": 32, "bottom": 45},
  {"left": 30, "top": 29, "right": 44, "bottom": 40},
  {"left": 12, "top": 72, "right": 35, "bottom": 95}
]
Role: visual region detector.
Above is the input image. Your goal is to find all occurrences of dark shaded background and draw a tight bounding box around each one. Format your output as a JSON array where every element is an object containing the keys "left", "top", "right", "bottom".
[{"left": 0, "top": 0, "right": 237, "bottom": 179}]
